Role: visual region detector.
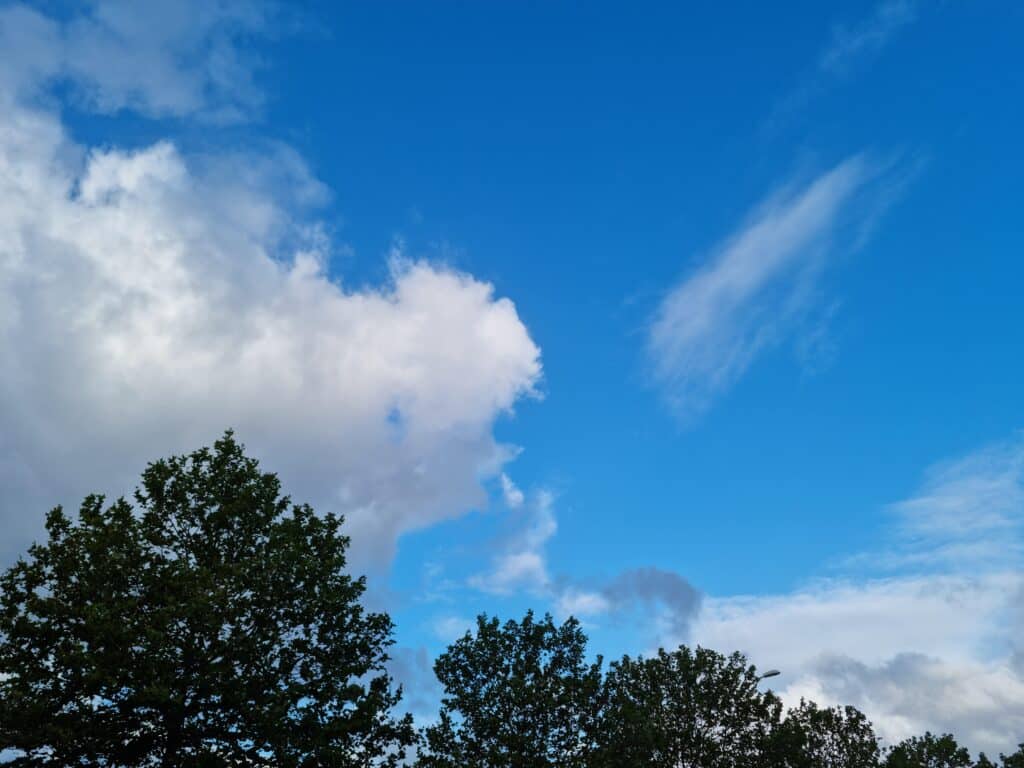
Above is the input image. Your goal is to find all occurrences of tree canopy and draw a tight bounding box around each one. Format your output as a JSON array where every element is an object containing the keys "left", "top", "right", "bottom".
[
  {"left": 595, "top": 645, "right": 781, "bottom": 768},
  {"left": 0, "top": 433, "right": 413, "bottom": 767},
  {"left": 767, "top": 699, "right": 880, "bottom": 768},
  {"left": 882, "top": 732, "right": 975, "bottom": 768},
  {"left": 418, "top": 612, "right": 603, "bottom": 768}
]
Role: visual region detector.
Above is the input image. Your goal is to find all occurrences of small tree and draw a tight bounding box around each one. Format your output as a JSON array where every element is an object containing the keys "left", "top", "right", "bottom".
[
  {"left": 767, "top": 699, "right": 880, "bottom": 768},
  {"left": 594, "top": 645, "right": 782, "bottom": 768},
  {"left": 883, "top": 732, "right": 973, "bottom": 768},
  {"left": 0, "top": 433, "right": 414, "bottom": 767},
  {"left": 418, "top": 611, "right": 603, "bottom": 768}
]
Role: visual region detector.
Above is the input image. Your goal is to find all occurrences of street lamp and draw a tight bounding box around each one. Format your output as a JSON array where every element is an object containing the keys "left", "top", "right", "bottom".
[{"left": 757, "top": 669, "right": 781, "bottom": 681}]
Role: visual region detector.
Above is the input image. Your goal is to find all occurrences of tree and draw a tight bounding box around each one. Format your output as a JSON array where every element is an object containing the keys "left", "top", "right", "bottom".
[
  {"left": 418, "top": 611, "right": 603, "bottom": 768},
  {"left": 767, "top": 699, "right": 880, "bottom": 768},
  {"left": 883, "top": 732, "right": 973, "bottom": 768},
  {"left": 1000, "top": 744, "right": 1024, "bottom": 768},
  {"left": 0, "top": 433, "right": 414, "bottom": 767},
  {"left": 593, "top": 645, "right": 782, "bottom": 768}
]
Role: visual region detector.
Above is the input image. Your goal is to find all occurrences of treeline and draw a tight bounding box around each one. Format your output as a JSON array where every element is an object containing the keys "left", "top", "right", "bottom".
[
  {"left": 418, "top": 611, "right": 1023, "bottom": 768},
  {"left": 0, "top": 434, "right": 1020, "bottom": 767}
]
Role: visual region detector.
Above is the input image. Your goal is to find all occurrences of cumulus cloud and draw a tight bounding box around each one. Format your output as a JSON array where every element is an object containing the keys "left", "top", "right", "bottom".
[
  {"left": 648, "top": 156, "right": 896, "bottom": 418},
  {"left": 0, "top": 0, "right": 273, "bottom": 120},
  {"left": 0, "top": 2, "right": 542, "bottom": 568}
]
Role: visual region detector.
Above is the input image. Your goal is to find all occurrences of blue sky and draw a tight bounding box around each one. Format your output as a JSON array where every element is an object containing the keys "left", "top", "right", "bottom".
[{"left": 1, "top": 0, "right": 1023, "bottom": 755}]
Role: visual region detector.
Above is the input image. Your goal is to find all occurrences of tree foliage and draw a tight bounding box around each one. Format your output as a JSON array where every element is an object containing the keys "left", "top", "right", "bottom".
[
  {"left": 766, "top": 699, "right": 880, "bottom": 768},
  {"left": 0, "top": 433, "right": 414, "bottom": 767},
  {"left": 594, "top": 645, "right": 781, "bottom": 768},
  {"left": 418, "top": 611, "right": 603, "bottom": 768},
  {"left": 883, "top": 732, "right": 975, "bottom": 768},
  {"left": 1001, "top": 745, "right": 1024, "bottom": 768}
]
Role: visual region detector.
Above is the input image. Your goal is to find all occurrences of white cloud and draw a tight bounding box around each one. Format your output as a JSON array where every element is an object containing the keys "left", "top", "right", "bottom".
[
  {"left": 820, "top": 0, "right": 918, "bottom": 75},
  {"left": 469, "top": 490, "right": 556, "bottom": 594},
  {"left": 556, "top": 588, "right": 612, "bottom": 618},
  {"left": 431, "top": 615, "right": 474, "bottom": 644},
  {"left": 792, "top": 653, "right": 1024, "bottom": 756},
  {"left": 694, "top": 574, "right": 1017, "bottom": 675},
  {"left": 690, "top": 437, "right": 1024, "bottom": 756},
  {"left": 648, "top": 156, "right": 894, "bottom": 418},
  {"left": 500, "top": 472, "right": 525, "bottom": 509},
  {"left": 0, "top": 7, "right": 542, "bottom": 568},
  {"left": 0, "top": 0, "right": 273, "bottom": 120},
  {"left": 693, "top": 573, "right": 1024, "bottom": 755}
]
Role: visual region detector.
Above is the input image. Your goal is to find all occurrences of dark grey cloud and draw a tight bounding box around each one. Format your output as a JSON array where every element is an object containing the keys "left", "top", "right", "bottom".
[
  {"left": 603, "top": 567, "right": 703, "bottom": 637},
  {"left": 557, "top": 567, "right": 703, "bottom": 643}
]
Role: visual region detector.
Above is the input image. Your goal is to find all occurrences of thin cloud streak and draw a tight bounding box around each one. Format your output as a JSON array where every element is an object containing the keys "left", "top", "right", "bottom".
[
  {"left": 648, "top": 155, "right": 894, "bottom": 419},
  {"left": 820, "top": 0, "right": 918, "bottom": 75},
  {"left": 763, "top": 1, "right": 920, "bottom": 137},
  {"left": 847, "top": 435, "right": 1024, "bottom": 573}
]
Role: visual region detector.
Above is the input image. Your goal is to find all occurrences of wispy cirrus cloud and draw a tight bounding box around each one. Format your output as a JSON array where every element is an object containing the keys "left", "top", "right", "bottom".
[
  {"left": 849, "top": 435, "right": 1024, "bottom": 572},
  {"left": 892, "top": 436, "right": 1024, "bottom": 543},
  {"left": 820, "top": 0, "right": 918, "bottom": 75},
  {"left": 764, "top": 1, "right": 921, "bottom": 136},
  {"left": 647, "top": 155, "right": 899, "bottom": 418}
]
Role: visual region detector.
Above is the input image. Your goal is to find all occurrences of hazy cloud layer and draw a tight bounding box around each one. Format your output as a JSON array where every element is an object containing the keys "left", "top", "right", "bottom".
[{"left": 648, "top": 156, "right": 895, "bottom": 419}]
